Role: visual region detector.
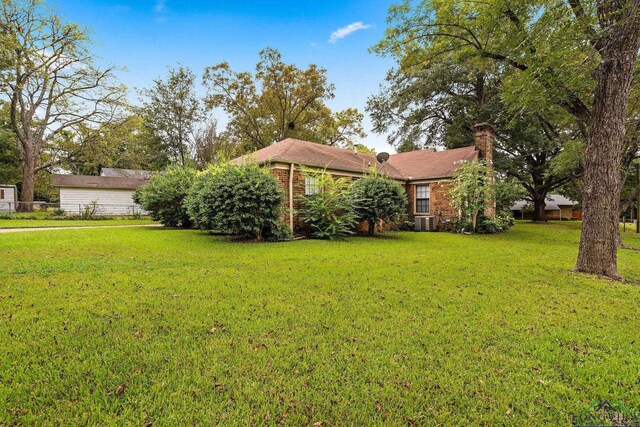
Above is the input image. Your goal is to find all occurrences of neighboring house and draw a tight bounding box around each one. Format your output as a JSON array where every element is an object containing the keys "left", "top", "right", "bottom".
[
  {"left": 52, "top": 168, "right": 151, "bottom": 215},
  {"left": 0, "top": 184, "right": 17, "bottom": 213},
  {"left": 231, "top": 123, "right": 495, "bottom": 231},
  {"left": 511, "top": 195, "right": 580, "bottom": 220}
]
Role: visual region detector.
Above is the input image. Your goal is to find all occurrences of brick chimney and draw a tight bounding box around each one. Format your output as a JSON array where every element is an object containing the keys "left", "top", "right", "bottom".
[
  {"left": 473, "top": 122, "right": 493, "bottom": 163},
  {"left": 473, "top": 123, "right": 496, "bottom": 217}
]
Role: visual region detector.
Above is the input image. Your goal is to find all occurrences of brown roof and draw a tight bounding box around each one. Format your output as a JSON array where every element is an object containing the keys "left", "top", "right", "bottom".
[
  {"left": 231, "top": 138, "right": 405, "bottom": 179},
  {"left": 52, "top": 174, "right": 148, "bottom": 190},
  {"left": 231, "top": 138, "right": 478, "bottom": 181},
  {"left": 100, "top": 168, "right": 153, "bottom": 178},
  {"left": 386, "top": 146, "right": 478, "bottom": 180}
]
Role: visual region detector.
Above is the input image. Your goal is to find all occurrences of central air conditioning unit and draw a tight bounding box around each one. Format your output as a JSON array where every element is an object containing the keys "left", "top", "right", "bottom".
[{"left": 414, "top": 216, "right": 435, "bottom": 232}]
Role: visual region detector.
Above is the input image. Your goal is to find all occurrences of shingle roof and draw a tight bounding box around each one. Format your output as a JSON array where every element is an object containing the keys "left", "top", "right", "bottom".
[
  {"left": 231, "top": 138, "right": 406, "bottom": 179},
  {"left": 100, "top": 168, "right": 153, "bottom": 178},
  {"left": 386, "top": 146, "right": 478, "bottom": 180},
  {"left": 511, "top": 194, "right": 579, "bottom": 211},
  {"left": 230, "top": 138, "right": 479, "bottom": 181},
  {"left": 52, "top": 174, "right": 148, "bottom": 190}
]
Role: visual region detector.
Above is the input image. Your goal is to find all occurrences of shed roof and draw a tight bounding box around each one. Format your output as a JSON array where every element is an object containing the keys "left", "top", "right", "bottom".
[
  {"left": 100, "top": 168, "right": 153, "bottom": 179},
  {"left": 52, "top": 174, "right": 147, "bottom": 190}
]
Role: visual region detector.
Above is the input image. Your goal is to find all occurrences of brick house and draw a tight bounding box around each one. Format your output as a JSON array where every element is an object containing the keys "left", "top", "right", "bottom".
[{"left": 231, "top": 123, "right": 494, "bottom": 232}]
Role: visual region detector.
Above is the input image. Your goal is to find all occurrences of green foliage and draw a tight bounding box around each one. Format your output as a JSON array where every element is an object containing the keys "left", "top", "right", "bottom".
[
  {"left": 203, "top": 47, "right": 365, "bottom": 153},
  {"left": 349, "top": 175, "right": 407, "bottom": 235},
  {"left": 134, "top": 167, "right": 196, "bottom": 227},
  {"left": 0, "top": 101, "right": 20, "bottom": 185},
  {"left": 300, "top": 170, "right": 359, "bottom": 240},
  {"left": 1, "top": 0, "right": 125, "bottom": 204},
  {"left": 449, "top": 160, "right": 495, "bottom": 232},
  {"left": 475, "top": 213, "right": 516, "bottom": 234},
  {"left": 58, "top": 115, "right": 170, "bottom": 176},
  {"left": 1, "top": 223, "right": 639, "bottom": 424},
  {"left": 185, "top": 162, "right": 286, "bottom": 240},
  {"left": 494, "top": 179, "right": 527, "bottom": 214},
  {"left": 138, "top": 65, "right": 202, "bottom": 166}
]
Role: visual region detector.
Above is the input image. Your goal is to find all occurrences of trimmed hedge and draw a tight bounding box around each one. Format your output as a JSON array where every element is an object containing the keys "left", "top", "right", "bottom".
[
  {"left": 133, "top": 167, "right": 196, "bottom": 227},
  {"left": 184, "top": 163, "right": 289, "bottom": 241},
  {"left": 349, "top": 176, "right": 407, "bottom": 235}
]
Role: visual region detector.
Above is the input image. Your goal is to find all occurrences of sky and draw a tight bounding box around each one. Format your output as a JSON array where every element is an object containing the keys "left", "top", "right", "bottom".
[{"left": 54, "top": 0, "right": 398, "bottom": 153}]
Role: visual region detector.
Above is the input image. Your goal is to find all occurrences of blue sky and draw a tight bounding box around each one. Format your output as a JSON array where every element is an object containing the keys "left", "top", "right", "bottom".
[{"left": 55, "top": 0, "right": 397, "bottom": 152}]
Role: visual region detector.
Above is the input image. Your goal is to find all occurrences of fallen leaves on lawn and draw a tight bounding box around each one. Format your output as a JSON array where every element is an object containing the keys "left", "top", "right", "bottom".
[{"left": 114, "top": 383, "right": 126, "bottom": 396}]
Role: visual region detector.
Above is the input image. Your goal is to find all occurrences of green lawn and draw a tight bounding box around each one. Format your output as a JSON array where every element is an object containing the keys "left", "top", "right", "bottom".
[
  {"left": 1, "top": 222, "right": 639, "bottom": 425},
  {"left": 0, "top": 218, "right": 154, "bottom": 228}
]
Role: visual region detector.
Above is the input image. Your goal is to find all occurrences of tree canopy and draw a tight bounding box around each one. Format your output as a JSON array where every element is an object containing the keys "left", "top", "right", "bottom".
[{"left": 203, "top": 48, "right": 366, "bottom": 153}]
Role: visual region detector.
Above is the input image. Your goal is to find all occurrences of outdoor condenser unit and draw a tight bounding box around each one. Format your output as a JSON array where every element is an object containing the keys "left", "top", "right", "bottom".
[{"left": 414, "top": 216, "right": 435, "bottom": 232}]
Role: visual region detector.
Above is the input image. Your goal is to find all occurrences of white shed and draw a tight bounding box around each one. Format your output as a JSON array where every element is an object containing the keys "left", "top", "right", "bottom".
[
  {"left": 52, "top": 174, "right": 149, "bottom": 216},
  {"left": 0, "top": 185, "right": 17, "bottom": 212}
]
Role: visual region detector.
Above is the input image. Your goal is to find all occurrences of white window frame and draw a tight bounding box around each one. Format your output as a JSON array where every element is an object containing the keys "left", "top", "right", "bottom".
[
  {"left": 305, "top": 176, "right": 321, "bottom": 196},
  {"left": 415, "top": 184, "right": 430, "bottom": 214}
]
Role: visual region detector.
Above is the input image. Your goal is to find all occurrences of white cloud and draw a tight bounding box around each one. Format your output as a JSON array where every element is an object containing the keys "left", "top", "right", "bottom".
[
  {"left": 328, "top": 21, "right": 373, "bottom": 44},
  {"left": 154, "top": 0, "right": 167, "bottom": 13},
  {"left": 154, "top": 0, "right": 168, "bottom": 22}
]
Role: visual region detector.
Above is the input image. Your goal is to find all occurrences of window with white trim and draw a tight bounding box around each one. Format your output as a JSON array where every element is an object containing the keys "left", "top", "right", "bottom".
[
  {"left": 415, "top": 184, "right": 430, "bottom": 213},
  {"left": 305, "top": 176, "right": 321, "bottom": 195}
]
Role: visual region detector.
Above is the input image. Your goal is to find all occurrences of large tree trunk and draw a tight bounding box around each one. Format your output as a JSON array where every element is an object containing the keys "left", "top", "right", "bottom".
[
  {"left": 17, "top": 151, "right": 36, "bottom": 212},
  {"left": 575, "top": 3, "right": 640, "bottom": 279},
  {"left": 532, "top": 194, "right": 547, "bottom": 222}
]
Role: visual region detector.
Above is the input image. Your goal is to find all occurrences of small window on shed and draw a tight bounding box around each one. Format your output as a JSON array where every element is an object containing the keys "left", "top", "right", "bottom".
[
  {"left": 305, "top": 176, "right": 321, "bottom": 196},
  {"left": 0, "top": 189, "right": 4, "bottom": 199}
]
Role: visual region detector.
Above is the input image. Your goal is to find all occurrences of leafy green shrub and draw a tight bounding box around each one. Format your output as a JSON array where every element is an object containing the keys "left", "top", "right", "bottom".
[
  {"left": 264, "top": 221, "right": 293, "bottom": 242},
  {"left": 349, "top": 175, "right": 407, "bottom": 235},
  {"left": 134, "top": 167, "right": 196, "bottom": 227},
  {"left": 300, "top": 170, "right": 359, "bottom": 239},
  {"left": 476, "top": 213, "right": 515, "bottom": 234},
  {"left": 448, "top": 159, "right": 495, "bottom": 232},
  {"left": 185, "top": 162, "right": 287, "bottom": 240}
]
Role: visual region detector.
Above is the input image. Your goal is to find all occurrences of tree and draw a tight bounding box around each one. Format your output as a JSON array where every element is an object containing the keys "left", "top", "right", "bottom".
[
  {"left": 349, "top": 175, "right": 407, "bottom": 235},
  {"left": 367, "top": 56, "right": 577, "bottom": 222},
  {"left": 0, "top": 0, "right": 125, "bottom": 211},
  {"left": 449, "top": 160, "right": 496, "bottom": 232},
  {"left": 375, "top": 0, "right": 640, "bottom": 279},
  {"left": 56, "top": 114, "right": 169, "bottom": 175},
  {"left": 138, "top": 65, "right": 202, "bottom": 166},
  {"left": 193, "top": 117, "right": 233, "bottom": 169},
  {"left": 134, "top": 166, "right": 195, "bottom": 227},
  {"left": 202, "top": 48, "right": 365, "bottom": 153},
  {"left": 0, "top": 101, "right": 20, "bottom": 184}
]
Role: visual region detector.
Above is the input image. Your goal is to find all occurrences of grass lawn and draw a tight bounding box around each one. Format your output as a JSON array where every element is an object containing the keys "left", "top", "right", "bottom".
[
  {"left": 1, "top": 222, "right": 639, "bottom": 425},
  {"left": 0, "top": 218, "right": 154, "bottom": 229}
]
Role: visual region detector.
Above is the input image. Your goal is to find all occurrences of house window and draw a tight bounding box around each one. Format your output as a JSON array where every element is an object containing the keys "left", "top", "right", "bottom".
[
  {"left": 415, "top": 184, "right": 430, "bottom": 213},
  {"left": 305, "top": 176, "right": 320, "bottom": 195},
  {"left": 0, "top": 189, "right": 4, "bottom": 199}
]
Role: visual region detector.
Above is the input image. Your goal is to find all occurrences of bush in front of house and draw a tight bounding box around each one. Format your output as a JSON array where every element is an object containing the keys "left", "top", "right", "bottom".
[
  {"left": 184, "top": 162, "right": 289, "bottom": 241},
  {"left": 475, "top": 212, "right": 516, "bottom": 234},
  {"left": 134, "top": 166, "right": 196, "bottom": 227},
  {"left": 300, "top": 170, "right": 359, "bottom": 240},
  {"left": 349, "top": 175, "right": 407, "bottom": 235}
]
